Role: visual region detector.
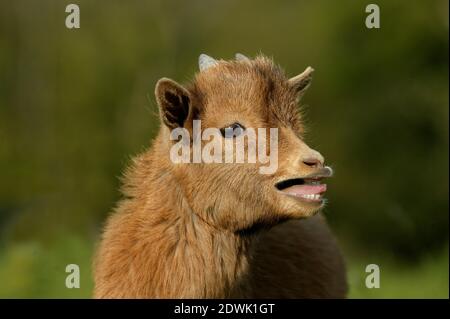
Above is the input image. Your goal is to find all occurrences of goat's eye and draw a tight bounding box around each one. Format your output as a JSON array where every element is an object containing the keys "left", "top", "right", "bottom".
[{"left": 220, "top": 122, "right": 245, "bottom": 138}]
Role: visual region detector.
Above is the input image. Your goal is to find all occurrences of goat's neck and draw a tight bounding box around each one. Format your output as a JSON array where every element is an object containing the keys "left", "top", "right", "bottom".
[{"left": 146, "top": 146, "right": 255, "bottom": 297}]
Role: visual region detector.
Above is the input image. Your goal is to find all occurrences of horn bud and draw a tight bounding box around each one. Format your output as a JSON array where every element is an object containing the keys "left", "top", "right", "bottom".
[
  {"left": 199, "top": 54, "right": 218, "bottom": 71},
  {"left": 235, "top": 53, "right": 250, "bottom": 61}
]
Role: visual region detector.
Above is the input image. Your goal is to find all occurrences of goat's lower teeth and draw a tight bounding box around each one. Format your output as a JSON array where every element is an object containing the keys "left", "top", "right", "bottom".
[{"left": 301, "top": 194, "right": 321, "bottom": 200}]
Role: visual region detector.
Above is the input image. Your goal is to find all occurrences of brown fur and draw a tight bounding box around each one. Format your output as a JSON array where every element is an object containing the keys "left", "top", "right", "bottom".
[{"left": 93, "top": 55, "right": 347, "bottom": 298}]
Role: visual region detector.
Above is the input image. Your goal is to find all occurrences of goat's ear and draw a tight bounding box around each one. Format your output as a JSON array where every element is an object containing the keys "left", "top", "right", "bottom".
[
  {"left": 288, "top": 66, "right": 314, "bottom": 98},
  {"left": 155, "top": 78, "right": 190, "bottom": 129}
]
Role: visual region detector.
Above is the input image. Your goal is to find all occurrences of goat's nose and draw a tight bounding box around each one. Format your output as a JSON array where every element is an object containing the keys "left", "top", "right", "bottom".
[{"left": 302, "top": 157, "right": 324, "bottom": 168}]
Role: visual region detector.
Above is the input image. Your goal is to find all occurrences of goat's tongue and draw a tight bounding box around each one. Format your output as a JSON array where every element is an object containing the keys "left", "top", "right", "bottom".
[{"left": 282, "top": 184, "right": 327, "bottom": 196}]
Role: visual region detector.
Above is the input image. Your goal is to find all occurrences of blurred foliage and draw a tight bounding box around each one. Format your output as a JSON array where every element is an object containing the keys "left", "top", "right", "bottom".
[
  {"left": 348, "top": 245, "right": 448, "bottom": 298},
  {"left": 0, "top": 0, "right": 448, "bottom": 298},
  {"left": 0, "top": 235, "right": 93, "bottom": 298}
]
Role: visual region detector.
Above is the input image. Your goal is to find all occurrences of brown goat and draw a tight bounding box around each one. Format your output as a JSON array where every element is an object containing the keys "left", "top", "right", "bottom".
[{"left": 93, "top": 54, "right": 347, "bottom": 298}]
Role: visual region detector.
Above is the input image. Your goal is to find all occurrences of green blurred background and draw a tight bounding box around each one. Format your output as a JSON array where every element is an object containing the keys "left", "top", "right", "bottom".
[{"left": 0, "top": 0, "right": 448, "bottom": 298}]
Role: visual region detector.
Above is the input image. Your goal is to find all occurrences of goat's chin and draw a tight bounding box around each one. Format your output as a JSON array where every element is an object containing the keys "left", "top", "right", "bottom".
[
  {"left": 275, "top": 197, "right": 324, "bottom": 219},
  {"left": 233, "top": 202, "right": 322, "bottom": 236}
]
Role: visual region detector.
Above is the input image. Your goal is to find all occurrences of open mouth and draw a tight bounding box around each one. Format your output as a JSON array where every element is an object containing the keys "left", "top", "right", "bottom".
[{"left": 275, "top": 168, "right": 332, "bottom": 203}]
